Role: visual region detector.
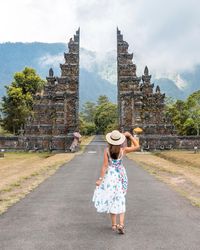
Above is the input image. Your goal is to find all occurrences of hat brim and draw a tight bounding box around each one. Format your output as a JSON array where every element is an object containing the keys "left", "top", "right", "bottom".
[{"left": 105, "top": 132, "right": 126, "bottom": 145}]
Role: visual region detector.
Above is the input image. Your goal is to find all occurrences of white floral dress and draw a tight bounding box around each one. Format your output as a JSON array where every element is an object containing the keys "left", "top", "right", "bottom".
[{"left": 92, "top": 149, "right": 128, "bottom": 214}]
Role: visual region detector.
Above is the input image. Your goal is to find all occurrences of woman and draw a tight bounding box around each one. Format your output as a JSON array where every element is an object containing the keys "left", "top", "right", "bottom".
[{"left": 92, "top": 130, "right": 140, "bottom": 234}]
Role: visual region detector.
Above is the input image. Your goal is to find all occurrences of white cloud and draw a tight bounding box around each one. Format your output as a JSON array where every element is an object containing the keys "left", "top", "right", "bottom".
[
  {"left": 0, "top": 0, "right": 200, "bottom": 75},
  {"left": 38, "top": 53, "right": 63, "bottom": 68}
]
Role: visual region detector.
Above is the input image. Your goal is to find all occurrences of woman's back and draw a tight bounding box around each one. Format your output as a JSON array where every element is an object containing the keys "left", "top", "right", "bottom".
[{"left": 107, "top": 148, "right": 124, "bottom": 169}]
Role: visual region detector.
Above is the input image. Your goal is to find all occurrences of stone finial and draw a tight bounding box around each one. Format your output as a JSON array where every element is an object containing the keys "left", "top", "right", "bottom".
[
  {"left": 142, "top": 66, "right": 151, "bottom": 84},
  {"left": 117, "top": 27, "right": 123, "bottom": 42},
  {"left": 144, "top": 66, "right": 149, "bottom": 76},
  {"left": 156, "top": 85, "right": 161, "bottom": 93},
  {"left": 49, "top": 68, "right": 54, "bottom": 77},
  {"left": 76, "top": 28, "right": 80, "bottom": 35}
]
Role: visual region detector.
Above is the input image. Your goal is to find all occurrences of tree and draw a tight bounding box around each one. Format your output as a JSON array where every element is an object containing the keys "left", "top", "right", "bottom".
[
  {"left": 79, "top": 95, "right": 118, "bottom": 135},
  {"left": 1, "top": 67, "right": 45, "bottom": 134},
  {"left": 186, "top": 90, "right": 200, "bottom": 135},
  {"left": 97, "top": 95, "right": 109, "bottom": 106},
  {"left": 13, "top": 67, "right": 44, "bottom": 94},
  {"left": 79, "top": 116, "right": 96, "bottom": 135},
  {"left": 166, "top": 90, "right": 200, "bottom": 135},
  {"left": 80, "top": 101, "right": 96, "bottom": 123},
  {"left": 94, "top": 100, "right": 118, "bottom": 134},
  {"left": 166, "top": 100, "right": 189, "bottom": 135}
]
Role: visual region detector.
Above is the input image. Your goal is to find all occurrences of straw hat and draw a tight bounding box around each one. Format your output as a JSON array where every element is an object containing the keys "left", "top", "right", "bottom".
[{"left": 106, "top": 130, "right": 126, "bottom": 145}]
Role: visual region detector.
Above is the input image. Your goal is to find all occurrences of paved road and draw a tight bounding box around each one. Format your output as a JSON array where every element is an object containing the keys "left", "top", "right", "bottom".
[{"left": 0, "top": 135, "right": 199, "bottom": 250}]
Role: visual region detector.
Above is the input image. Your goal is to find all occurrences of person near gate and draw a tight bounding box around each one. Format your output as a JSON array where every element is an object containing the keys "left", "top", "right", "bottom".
[{"left": 69, "top": 131, "right": 82, "bottom": 152}]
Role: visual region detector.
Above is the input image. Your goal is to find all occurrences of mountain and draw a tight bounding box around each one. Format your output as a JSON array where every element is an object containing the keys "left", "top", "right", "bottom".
[
  {"left": 0, "top": 43, "right": 116, "bottom": 107},
  {"left": 153, "top": 78, "right": 185, "bottom": 99},
  {"left": 0, "top": 42, "right": 67, "bottom": 98},
  {"left": 181, "top": 65, "right": 200, "bottom": 94},
  {"left": 0, "top": 42, "right": 200, "bottom": 107},
  {"left": 80, "top": 69, "right": 116, "bottom": 105}
]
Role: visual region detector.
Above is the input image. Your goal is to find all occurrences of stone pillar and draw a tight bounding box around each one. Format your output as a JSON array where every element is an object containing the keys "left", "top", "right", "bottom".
[
  {"left": 24, "top": 29, "right": 80, "bottom": 152},
  {"left": 117, "top": 28, "right": 176, "bottom": 150},
  {"left": 117, "top": 28, "right": 141, "bottom": 131}
]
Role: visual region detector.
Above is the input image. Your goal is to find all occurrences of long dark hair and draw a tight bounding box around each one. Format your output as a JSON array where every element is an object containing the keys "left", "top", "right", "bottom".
[{"left": 108, "top": 144, "right": 121, "bottom": 159}]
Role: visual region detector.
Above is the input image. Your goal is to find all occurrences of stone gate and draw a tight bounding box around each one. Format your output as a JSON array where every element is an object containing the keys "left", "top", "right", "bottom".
[{"left": 0, "top": 28, "right": 200, "bottom": 151}]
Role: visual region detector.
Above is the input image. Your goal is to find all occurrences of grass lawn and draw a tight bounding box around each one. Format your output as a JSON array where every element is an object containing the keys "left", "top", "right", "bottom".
[
  {"left": 128, "top": 150, "right": 200, "bottom": 207},
  {"left": 0, "top": 135, "right": 94, "bottom": 215}
]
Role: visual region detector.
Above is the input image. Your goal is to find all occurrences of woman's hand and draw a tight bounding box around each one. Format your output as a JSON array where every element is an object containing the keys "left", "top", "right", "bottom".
[
  {"left": 123, "top": 131, "right": 132, "bottom": 138},
  {"left": 96, "top": 179, "right": 102, "bottom": 186},
  {"left": 123, "top": 131, "right": 140, "bottom": 154}
]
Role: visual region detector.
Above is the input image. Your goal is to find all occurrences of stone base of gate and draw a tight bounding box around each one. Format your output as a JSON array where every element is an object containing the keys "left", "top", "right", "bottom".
[
  {"left": 139, "top": 135, "right": 200, "bottom": 151},
  {"left": 0, "top": 134, "right": 74, "bottom": 152}
]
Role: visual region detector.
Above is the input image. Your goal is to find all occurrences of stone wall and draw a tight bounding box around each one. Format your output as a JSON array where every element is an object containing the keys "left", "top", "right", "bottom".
[
  {"left": 175, "top": 136, "right": 200, "bottom": 150},
  {"left": 0, "top": 135, "right": 200, "bottom": 151},
  {"left": 139, "top": 135, "right": 200, "bottom": 151},
  {"left": 0, "top": 136, "right": 25, "bottom": 151}
]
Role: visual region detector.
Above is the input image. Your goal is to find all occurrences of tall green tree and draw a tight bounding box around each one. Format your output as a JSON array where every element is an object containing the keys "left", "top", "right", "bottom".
[
  {"left": 166, "top": 100, "right": 189, "bottom": 135},
  {"left": 80, "top": 101, "right": 96, "bottom": 123},
  {"left": 13, "top": 67, "right": 44, "bottom": 94},
  {"left": 94, "top": 96, "right": 118, "bottom": 134},
  {"left": 97, "top": 95, "right": 109, "bottom": 106},
  {"left": 166, "top": 90, "right": 200, "bottom": 135},
  {"left": 1, "top": 67, "right": 45, "bottom": 134},
  {"left": 186, "top": 90, "right": 200, "bottom": 135},
  {"left": 79, "top": 116, "right": 96, "bottom": 135},
  {"left": 79, "top": 95, "right": 118, "bottom": 135}
]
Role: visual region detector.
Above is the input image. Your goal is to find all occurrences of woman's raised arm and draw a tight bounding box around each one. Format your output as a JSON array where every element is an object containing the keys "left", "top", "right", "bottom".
[{"left": 123, "top": 131, "right": 140, "bottom": 154}]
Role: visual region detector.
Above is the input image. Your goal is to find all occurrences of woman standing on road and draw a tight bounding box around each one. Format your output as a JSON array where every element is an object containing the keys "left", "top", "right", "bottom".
[{"left": 92, "top": 130, "right": 140, "bottom": 234}]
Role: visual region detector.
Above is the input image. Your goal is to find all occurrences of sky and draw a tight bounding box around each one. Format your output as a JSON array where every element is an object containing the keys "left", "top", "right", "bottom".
[{"left": 0, "top": 0, "right": 200, "bottom": 76}]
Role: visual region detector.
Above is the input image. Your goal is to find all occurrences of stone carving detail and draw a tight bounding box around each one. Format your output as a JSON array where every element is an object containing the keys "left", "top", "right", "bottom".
[
  {"left": 117, "top": 28, "right": 175, "bottom": 137},
  {"left": 24, "top": 29, "right": 80, "bottom": 151},
  {"left": 155, "top": 85, "right": 160, "bottom": 93}
]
